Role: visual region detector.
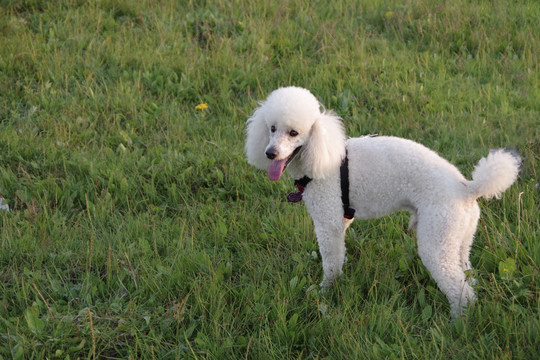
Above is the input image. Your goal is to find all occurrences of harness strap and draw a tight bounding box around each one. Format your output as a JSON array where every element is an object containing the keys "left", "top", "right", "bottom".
[
  {"left": 288, "top": 152, "right": 355, "bottom": 219},
  {"left": 340, "top": 151, "right": 355, "bottom": 219}
]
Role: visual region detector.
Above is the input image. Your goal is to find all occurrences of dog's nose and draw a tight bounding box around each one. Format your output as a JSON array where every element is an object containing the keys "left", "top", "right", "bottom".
[{"left": 266, "top": 149, "right": 278, "bottom": 160}]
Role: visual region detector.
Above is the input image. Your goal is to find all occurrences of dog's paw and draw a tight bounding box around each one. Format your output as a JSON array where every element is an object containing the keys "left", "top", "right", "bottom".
[{"left": 319, "top": 280, "right": 332, "bottom": 293}]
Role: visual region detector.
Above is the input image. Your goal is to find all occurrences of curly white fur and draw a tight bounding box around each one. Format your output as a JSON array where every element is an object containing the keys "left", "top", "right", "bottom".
[{"left": 245, "top": 86, "right": 521, "bottom": 319}]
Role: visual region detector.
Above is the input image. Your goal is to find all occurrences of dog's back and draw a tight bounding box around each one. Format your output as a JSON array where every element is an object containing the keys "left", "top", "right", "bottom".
[{"left": 347, "top": 136, "right": 472, "bottom": 219}]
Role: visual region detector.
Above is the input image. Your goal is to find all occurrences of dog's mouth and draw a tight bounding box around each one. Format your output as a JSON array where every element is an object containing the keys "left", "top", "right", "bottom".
[{"left": 268, "top": 146, "right": 302, "bottom": 181}]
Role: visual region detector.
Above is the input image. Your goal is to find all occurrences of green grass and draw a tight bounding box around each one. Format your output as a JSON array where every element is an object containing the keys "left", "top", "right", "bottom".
[{"left": 0, "top": 0, "right": 538, "bottom": 358}]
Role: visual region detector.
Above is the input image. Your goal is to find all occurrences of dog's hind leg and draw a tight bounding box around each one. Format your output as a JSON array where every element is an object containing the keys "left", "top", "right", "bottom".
[
  {"left": 416, "top": 206, "right": 477, "bottom": 319},
  {"left": 459, "top": 202, "right": 481, "bottom": 286}
]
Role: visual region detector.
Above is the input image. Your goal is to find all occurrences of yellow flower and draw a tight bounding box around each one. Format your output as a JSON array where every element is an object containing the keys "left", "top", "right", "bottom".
[
  {"left": 195, "top": 103, "right": 208, "bottom": 111},
  {"left": 503, "top": 268, "right": 508, "bottom": 273},
  {"left": 385, "top": 11, "right": 394, "bottom": 18}
]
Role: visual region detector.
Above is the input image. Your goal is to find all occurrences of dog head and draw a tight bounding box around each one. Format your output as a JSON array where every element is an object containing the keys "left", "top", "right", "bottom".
[{"left": 245, "top": 87, "right": 346, "bottom": 180}]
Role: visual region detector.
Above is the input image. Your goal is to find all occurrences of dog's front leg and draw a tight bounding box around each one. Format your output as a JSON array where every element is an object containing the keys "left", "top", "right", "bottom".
[
  {"left": 301, "top": 177, "right": 347, "bottom": 289},
  {"left": 314, "top": 221, "right": 346, "bottom": 288}
]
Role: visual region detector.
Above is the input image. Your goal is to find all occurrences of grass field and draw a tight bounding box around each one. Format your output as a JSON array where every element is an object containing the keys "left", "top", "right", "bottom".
[{"left": 0, "top": 0, "right": 538, "bottom": 358}]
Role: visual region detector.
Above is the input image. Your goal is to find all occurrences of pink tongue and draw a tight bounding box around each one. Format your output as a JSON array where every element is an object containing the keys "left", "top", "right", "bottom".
[{"left": 268, "top": 158, "right": 287, "bottom": 181}]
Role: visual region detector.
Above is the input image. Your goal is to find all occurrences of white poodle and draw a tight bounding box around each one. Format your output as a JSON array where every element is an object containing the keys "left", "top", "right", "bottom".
[{"left": 245, "top": 86, "right": 521, "bottom": 318}]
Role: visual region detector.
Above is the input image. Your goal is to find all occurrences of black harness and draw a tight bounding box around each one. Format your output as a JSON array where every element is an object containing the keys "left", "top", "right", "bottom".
[
  {"left": 339, "top": 152, "right": 355, "bottom": 219},
  {"left": 287, "top": 150, "right": 355, "bottom": 219}
]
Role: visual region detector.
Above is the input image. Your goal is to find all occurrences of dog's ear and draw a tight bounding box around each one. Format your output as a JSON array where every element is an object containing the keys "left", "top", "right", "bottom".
[
  {"left": 302, "top": 110, "right": 346, "bottom": 178},
  {"left": 245, "top": 104, "right": 272, "bottom": 170}
]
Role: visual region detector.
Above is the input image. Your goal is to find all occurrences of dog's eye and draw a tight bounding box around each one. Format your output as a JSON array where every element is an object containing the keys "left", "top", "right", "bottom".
[
  {"left": 289, "top": 130, "right": 299, "bottom": 137},
  {"left": 270, "top": 125, "right": 276, "bottom": 133}
]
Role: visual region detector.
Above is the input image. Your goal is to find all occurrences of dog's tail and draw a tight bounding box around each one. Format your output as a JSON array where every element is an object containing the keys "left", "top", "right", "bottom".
[{"left": 468, "top": 149, "right": 521, "bottom": 199}]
